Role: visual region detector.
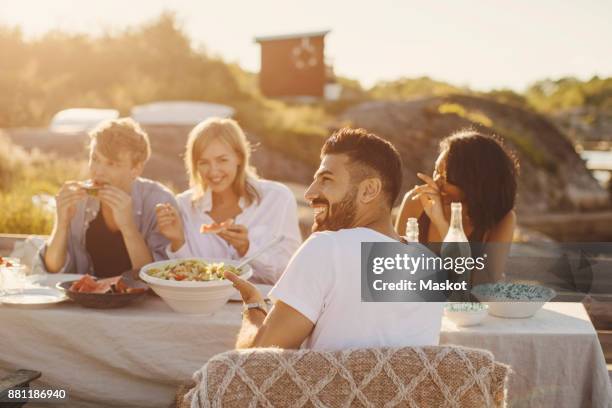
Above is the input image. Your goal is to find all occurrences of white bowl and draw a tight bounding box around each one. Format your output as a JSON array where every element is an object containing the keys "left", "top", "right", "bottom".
[
  {"left": 139, "top": 258, "right": 252, "bottom": 315},
  {"left": 444, "top": 303, "right": 488, "bottom": 327},
  {"left": 482, "top": 301, "right": 547, "bottom": 319},
  {"left": 471, "top": 283, "right": 556, "bottom": 319}
]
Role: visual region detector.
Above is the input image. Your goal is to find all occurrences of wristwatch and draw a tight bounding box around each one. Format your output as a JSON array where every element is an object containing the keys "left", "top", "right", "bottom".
[{"left": 243, "top": 301, "right": 268, "bottom": 316}]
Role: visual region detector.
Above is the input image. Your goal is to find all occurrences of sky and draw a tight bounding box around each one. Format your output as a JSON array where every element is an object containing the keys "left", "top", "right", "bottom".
[{"left": 1, "top": 0, "right": 610, "bottom": 91}]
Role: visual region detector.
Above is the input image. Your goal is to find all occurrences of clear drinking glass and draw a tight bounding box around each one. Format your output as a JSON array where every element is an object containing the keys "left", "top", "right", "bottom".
[{"left": 0, "top": 264, "right": 27, "bottom": 293}]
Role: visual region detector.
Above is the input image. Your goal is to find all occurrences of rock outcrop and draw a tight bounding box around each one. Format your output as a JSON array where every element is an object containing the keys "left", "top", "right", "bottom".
[
  {"left": 340, "top": 94, "right": 610, "bottom": 214},
  {"left": 552, "top": 106, "right": 612, "bottom": 145}
]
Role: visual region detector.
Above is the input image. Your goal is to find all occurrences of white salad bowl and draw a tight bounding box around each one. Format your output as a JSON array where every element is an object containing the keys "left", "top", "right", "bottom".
[
  {"left": 139, "top": 258, "right": 252, "bottom": 315},
  {"left": 471, "top": 282, "right": 556, "bottom": 319},
  {"left": 444, "top": 303, "right": 489, "bottom": 327}
]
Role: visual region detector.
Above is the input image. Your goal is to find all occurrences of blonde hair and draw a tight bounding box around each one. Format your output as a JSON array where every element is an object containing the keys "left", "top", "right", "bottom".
[
  {"left": 185, "top": 118, "right": 259, "bottom": 205},
  {"left": 89, "top": 117, "right": 151, "bottom": 165}
]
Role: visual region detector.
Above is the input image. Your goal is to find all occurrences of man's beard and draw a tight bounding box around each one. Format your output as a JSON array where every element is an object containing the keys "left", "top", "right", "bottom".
[{"left": 312, "top": 189, "right": 358, "bottom": 232}]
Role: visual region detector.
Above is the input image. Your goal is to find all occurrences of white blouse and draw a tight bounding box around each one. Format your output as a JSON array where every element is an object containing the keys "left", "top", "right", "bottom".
[{"left": 167, "top": 179, "right": 303, "bottom": 284}]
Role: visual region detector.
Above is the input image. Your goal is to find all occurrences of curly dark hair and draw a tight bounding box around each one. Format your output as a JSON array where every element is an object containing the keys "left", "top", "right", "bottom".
[
  {"left": 440, "top": 130, "right": 519, "bottom": 232},
  {"left": 321, "top": 127, "right": 402, "bottom": 208}
]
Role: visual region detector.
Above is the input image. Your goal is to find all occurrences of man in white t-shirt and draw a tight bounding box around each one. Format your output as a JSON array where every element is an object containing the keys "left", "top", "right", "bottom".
[{"left": 225, "top": 128, "right": 444, "bottom": 350}]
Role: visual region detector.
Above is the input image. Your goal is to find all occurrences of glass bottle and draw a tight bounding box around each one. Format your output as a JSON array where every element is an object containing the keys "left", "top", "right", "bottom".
[
  {"left": 441, "top": 202, "right": 472, "bottom": 303},
  {"left": 405, "top": 217, "right": 419, "bottom": 243},
  {"left": 443, "top": 202, "right": 468, "bottom": 243},
  {"left": 441, "top": 202, "right": 471, "bottom": 273}
]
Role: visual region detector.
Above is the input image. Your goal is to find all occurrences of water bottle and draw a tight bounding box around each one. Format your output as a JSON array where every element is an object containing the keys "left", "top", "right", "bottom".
[
  {"left": 404, "top": 217, "right": 419, "bottom": 243},
  {"left": 441, "top": 202, "right": 471, "bottom": 273},
  {"left": 441, "top": 202, "right": 472, "bottom": 301},
  {"left": 443, "top": 202, "right": 469, "bottom": 243}
]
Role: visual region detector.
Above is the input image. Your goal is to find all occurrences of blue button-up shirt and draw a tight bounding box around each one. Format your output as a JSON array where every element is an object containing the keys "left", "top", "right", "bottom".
[{"left": 34, "top": 178, "right": 178, "bottom": 275}]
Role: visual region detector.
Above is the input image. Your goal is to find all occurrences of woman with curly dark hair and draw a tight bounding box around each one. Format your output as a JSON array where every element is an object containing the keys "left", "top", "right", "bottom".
[{"left": 396, "top": 129, "right": 519, "bottom": 282}]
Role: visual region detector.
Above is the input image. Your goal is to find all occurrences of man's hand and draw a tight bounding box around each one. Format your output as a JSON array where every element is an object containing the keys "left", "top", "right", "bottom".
[
  {"left": 98, "top": 185, "right": 135, "bottom": 233},
  {"left": 56, "top": 181, "right": 86, "bottom": 229},
  {"left": 155, "top": 203, "right": 185, "bottom": 251},
  {"left": 45, "top": 181, "right": 86, "bottom": 273},
  {"left": 218, "top": 224, "right": 250, "bottom": 257},
  {"left": 224, "top": 270, "right": 264, "bottom": 304},
  {"left": 224, "top": 270, "right": 314, "bottom": 349}
]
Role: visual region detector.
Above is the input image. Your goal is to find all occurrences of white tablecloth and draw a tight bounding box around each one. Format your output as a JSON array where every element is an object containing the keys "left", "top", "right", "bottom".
[
  {"left": 1, "top": 296, "right": 239, "bottom": 408},
  {"left": 441, "top": 303, "right": 612, "bottom": 408},
  {"left": 1, "top": 298, "right": 611, "bottom": 407}
]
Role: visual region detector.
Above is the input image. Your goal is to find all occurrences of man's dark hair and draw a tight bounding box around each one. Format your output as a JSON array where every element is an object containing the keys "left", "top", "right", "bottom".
[{"left": 321, "top": 128, "right": 402, "bottom": 208}]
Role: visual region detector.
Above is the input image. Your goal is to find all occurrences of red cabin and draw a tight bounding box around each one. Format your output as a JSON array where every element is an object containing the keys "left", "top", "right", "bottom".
[{"left": 255, "top": 30, "right": 330, "bottom": 99}]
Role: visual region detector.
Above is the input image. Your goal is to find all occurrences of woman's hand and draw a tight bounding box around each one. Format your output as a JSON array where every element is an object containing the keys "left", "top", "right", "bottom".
[
  {"left": 411, "top": 172, "right": 449, "bottom": 236},
  {"left": 155, "top": 203, "right": 185, "bottom": 251},
  {"left": 218, "top": 224, "right": 250, "bottom": 257}
]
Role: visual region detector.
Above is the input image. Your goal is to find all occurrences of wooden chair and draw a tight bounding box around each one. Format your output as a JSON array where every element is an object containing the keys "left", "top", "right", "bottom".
[{"left": 175, "top": 346, "right": 510, "bottom": 408}]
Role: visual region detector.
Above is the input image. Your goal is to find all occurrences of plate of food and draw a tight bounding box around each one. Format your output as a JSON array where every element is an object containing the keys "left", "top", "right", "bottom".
[
  {"left": 0, "top": 256, "right": 20, "bottom": 268},
  {"left": 471, "top": 282, "right": 556, "bottom": 318},
  {"left": 57, "top": 274, "right": 148, "bottom": 309},
  {"left": 140, "top": 258, "right": 252, "bottom": 314},
  {"left": 0, "top": 288, "right": 67, "bottom": 307}
]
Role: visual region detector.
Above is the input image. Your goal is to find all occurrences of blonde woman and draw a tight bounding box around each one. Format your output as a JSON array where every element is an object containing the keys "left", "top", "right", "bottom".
[{"left": 156, "top": 118, "right": 302, "bottom": 284}]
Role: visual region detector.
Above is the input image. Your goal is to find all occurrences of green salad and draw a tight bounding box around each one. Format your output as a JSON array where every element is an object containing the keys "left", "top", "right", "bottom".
[{"left": 147, "top": 260, "right": 242, "bottom": 281}]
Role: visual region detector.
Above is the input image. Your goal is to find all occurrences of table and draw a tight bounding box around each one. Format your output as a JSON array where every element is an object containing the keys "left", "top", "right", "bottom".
[
  {"left": 0, "top": 296, "right": 240, "bottom": 408},
  {"left": 441, "top": 303, "right": 612, "bottom": 408},
  {"left": 1, "top": 298, "right": 611, "bottom": 407}
]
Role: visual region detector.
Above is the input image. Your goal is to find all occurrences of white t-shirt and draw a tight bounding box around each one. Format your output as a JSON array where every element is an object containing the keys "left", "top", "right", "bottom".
[
  {"left": 167, "top": 179, "right": 302, "bottom": 284},
  {"left": 269, "top": 227, "right": 444, "bottom": 351}
]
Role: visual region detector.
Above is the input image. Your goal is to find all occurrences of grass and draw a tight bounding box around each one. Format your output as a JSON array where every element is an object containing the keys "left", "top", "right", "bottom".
[
  {"left": 0, "top": 134, "right": 86, "bottom": 234},
  {"left": 0, "top": 191, "right": 55, "bottom": 234},
  {"left": 234, "top": 99, "right": 330, "bottom": 166},
  {"left": 438, "top": 102, "right": 493, "bottom": 127}
]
